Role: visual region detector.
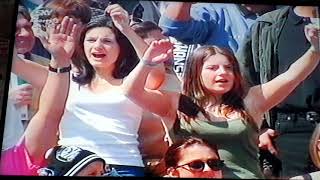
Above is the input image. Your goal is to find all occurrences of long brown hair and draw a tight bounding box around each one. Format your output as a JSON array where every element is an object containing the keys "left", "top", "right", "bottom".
[{"left": 181, "top": 46, "right": 257, "bottom": 130}]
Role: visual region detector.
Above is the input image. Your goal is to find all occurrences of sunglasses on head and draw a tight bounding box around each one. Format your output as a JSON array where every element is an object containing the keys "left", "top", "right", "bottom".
[{"left": 176, "top": 159, "right": 224, "bottom": 172}]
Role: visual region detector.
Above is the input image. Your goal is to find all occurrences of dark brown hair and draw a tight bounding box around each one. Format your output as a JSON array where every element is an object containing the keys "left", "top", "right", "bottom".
[
  {"left": 131, "top": 21, "right": 162, "bottom": 39},
  {"left": 72, "top": 15, "right": 139, "bottom": 85},
  {"left": 164, "top": 137, "right": 219, "bottom": 168},
  {"left": 18, "top": 5, "right": 31, "bottom": 21}
]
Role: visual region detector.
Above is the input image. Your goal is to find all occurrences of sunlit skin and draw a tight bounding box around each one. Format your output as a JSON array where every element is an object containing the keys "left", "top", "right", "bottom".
[
  {"left": 15, "top": 15, "right": 35, "bottom": 54},
  {"left": 75, "top": 161, "right": 105, "bottom": 176},
  {"left": 143, "top": 29, "right": 168, "bottom": 90},
  {"left": 169, "top": 144, "right": 222, "bottom": 178},
  {"left": 201, "top": 54, "right": 235, "bottom": 96},
  {"left": 83, "top": 27, "right": 120, "bottom": 71}
]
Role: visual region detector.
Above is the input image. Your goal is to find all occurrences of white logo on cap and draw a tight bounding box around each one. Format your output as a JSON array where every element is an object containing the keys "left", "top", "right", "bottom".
[{"left": 56, "top": 146, "right": 82, "bottom": 162}]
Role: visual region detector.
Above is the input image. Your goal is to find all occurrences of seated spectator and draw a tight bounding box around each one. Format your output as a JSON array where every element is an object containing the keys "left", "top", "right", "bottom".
[
  {"left": 163, "top": 137, "right": 223, "bottom": 178},
  {"left": 38, "top": 145, "right": 106, "bottom": 176}
]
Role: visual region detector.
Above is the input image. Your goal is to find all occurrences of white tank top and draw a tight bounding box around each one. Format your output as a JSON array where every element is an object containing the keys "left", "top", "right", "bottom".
[{"left": 58, "top": 79, "right": 144, "bottom": 167}]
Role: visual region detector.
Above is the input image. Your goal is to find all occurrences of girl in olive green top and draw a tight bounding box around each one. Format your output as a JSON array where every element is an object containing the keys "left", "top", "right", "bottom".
[{"left": 122, "top": 24, "right": 320, "bottom": 178}]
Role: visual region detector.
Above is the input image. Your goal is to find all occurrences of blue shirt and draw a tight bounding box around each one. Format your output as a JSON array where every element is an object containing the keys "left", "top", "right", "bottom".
[{"left": 159, "top": 3, "right": 259, "bottom": 53}]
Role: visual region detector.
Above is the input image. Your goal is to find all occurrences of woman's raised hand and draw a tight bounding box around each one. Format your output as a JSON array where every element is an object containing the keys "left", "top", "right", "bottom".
[
  {"left": 39, "top": 16, "right": 81, "bottom": 65},
  {"left": 142, "top": 39, "right": 173, "bottom": 65},
  {"left": 305, "top": 22, "right": 320, "bottom": 53},
  {"left": 105, "top": 4, "right": 130, "bottom": 32}
]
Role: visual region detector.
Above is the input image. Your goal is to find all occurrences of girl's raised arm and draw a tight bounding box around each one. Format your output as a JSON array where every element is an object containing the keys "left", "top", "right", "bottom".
[{"left": 245, "top": 23, "right": 320, "bottom": 127}]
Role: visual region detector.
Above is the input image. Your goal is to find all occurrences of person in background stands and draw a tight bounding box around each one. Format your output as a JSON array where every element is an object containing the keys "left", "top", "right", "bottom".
[
  {"left": 237, "top": 6, "right": 320, "bottom": 178},
  {"left": 158, "top": 2, "right": 275, "bottom": 53},
  {"left": 0, "top": 16, "right": 80, "bottom": 175},
  {"left": 2, "top": 5, "right": 50, "bottom": 151}
]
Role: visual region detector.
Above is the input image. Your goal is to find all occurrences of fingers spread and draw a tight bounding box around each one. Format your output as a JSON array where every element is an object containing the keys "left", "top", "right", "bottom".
[
  {"left": 65, "top": 17, "right": 74, "bottom": 36},
  {"left": 59, "top": 16, "right": 70, "bottom": 34}
]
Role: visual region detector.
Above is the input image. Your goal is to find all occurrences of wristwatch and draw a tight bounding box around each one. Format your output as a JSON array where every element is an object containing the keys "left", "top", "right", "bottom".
[{"left": 48, "top": 64, "right": 72, "bottom": 73}]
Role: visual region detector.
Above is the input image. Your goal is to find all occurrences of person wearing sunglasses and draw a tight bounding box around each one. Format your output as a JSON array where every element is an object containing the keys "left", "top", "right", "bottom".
[{"left": 164, "top": 137, "right": 223, "bottom": 178}]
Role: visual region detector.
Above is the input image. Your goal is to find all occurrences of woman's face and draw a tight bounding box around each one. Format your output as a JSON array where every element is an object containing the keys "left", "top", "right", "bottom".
[
  {"left": 171, "top": 144, "right": 223, "bottom": 178},
  {"left": 83, "top": 27, "right": 120, "bottom": 69},
  {"left": 200, "top": 54, "right": 235, "bottom": 95}
]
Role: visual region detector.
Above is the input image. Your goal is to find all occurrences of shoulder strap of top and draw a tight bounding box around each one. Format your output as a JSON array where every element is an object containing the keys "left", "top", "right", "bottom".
[{"left": 178, "top": 94, "right": 201, "bottom": 117}]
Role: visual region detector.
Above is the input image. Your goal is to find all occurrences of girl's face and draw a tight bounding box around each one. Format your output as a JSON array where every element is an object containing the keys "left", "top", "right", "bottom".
[
  {"left": 200, "top": 54, "right": 235, "bottom": 95},
  {"left": 83, "top": 27, "right": 120, "bottom": 69},
  {"left": 171, "top": 144, "right": 223, "bottom": 178}
]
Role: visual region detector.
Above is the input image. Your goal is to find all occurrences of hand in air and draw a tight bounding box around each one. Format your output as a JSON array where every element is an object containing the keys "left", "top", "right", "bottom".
[
  {"left": 305, "top": 21, "right": 320, "bottom": 53},
  {"left": 105, "top": 4, "right": 130, "bottom": 32},
  {"left": 142, "top": 39, "right": 173, "bottom": 66},
  {"left": 39, "top": 16, "right": 81, "bottom": 64}
]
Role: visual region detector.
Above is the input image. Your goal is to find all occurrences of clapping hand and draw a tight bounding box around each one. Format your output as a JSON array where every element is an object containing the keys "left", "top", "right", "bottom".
[
  {"left": 305, "top": 21, "right": 320, "bottom": 53},
  {"left": 105, "top": 4, "right": 130, "bottom": 32},
  {"left": 38, "top": 16, "right": 81, "bottom": 65},
  {"left": 142, "top": 39, "right": 173, "bottom": 66}
]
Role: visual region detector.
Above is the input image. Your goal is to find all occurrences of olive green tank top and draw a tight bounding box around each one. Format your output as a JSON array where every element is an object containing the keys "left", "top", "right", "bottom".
[{"left": 170, "top": 95, "right": 264, "bottom": 179}]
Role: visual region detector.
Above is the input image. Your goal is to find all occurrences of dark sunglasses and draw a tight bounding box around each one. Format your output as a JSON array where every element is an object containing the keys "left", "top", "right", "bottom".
[{"left": 176, "top": 159, "right": 224, "bottom": 172}]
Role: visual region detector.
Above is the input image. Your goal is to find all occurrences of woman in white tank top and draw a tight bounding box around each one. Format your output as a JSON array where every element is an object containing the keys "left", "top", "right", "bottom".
[{"left": 58, "top": 4, "right": 167, "bottom": 177}]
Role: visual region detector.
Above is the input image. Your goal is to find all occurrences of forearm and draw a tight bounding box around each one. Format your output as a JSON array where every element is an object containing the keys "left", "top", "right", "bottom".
[
  {"left": 36, "top": 59, "right": 70, "bottom": 117},
  {"left": 285, "top": 48, "right": 320, "bottom": 84},
  {"left": 164, "top": 2, "right": 192, "bottom": 21},
  {"left": 24, "top": 59, "right": 70, "bottom": 162},
  {"left": 123, "top": 61, "right": 153, "bottom": 97},
  {"left": 120, "top": 28, "right": 166, "bottom": 89},
  {"left": 121, "top": 27, "right": 148, "bottom": 59},
  {"left": 255, "top": 48, "right": 320, "bottom": 114}
]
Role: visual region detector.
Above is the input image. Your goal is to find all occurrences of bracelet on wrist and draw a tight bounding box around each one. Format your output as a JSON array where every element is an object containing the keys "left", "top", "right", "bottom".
[
  {"left": 141, "top": 60, "right": 159, "bottom": 67},
  {"left": 48, "top": 64, "right": 72, "bottom": 73}
]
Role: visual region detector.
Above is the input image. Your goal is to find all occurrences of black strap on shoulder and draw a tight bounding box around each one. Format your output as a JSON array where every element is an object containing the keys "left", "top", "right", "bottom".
[{"left": 178, "top": 95, "right": 201, "bottom": 117}]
